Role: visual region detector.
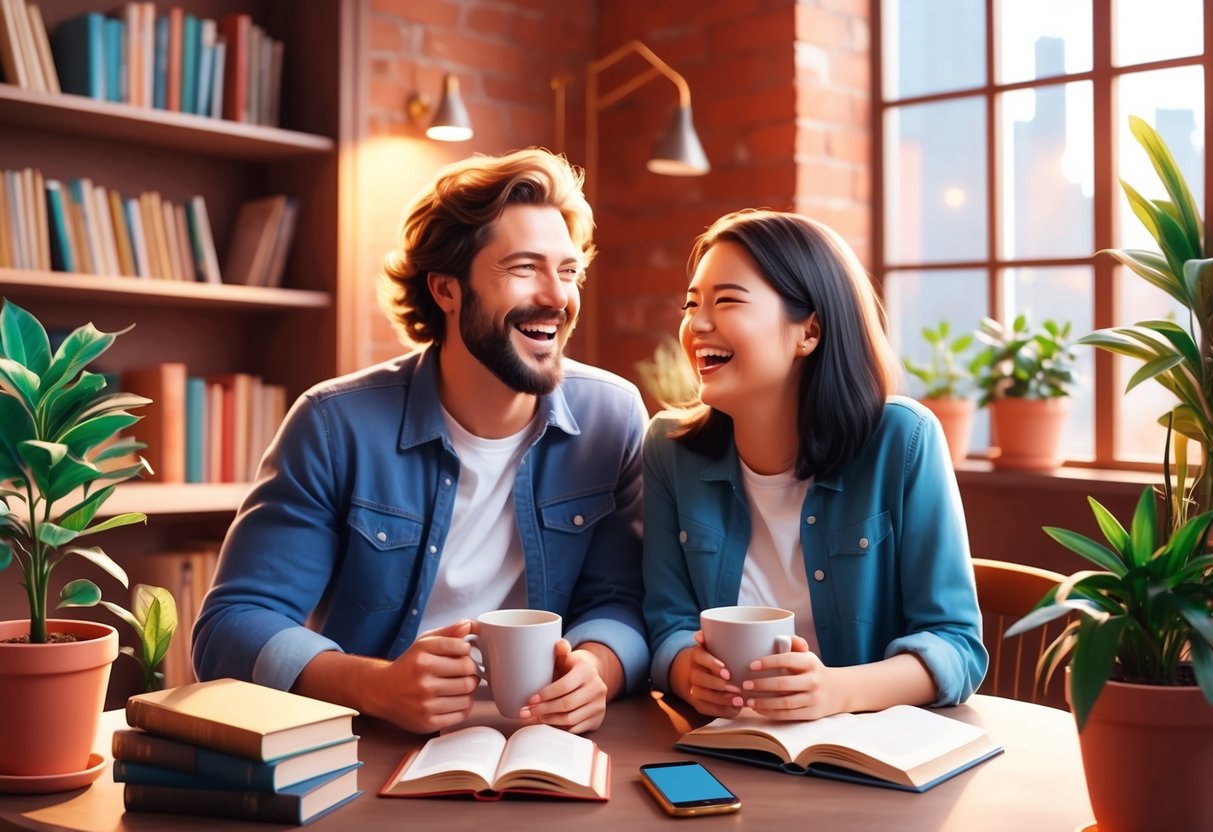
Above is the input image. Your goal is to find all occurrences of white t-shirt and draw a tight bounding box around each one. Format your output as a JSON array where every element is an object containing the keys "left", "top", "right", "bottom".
[
  {"left": 416, "top": 408, "right": 531, "bottom": 635},
  {"left": 737, "top": 460, "right": 820, "bottom": 653}
]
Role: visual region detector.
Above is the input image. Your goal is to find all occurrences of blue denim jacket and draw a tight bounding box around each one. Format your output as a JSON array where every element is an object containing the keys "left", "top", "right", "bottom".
[
  {"left": 642, "top": 397, "right": 986, "bottom": 706},
  {"left": 194, "top": 348, "right": 650, "bottom": 692}
]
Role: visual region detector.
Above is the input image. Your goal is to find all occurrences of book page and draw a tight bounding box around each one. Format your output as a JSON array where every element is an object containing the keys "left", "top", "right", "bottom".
[
  {"left": 829, "top": 706, "right": 987, "bottom": 771},
  {"left": 696, "top": 711, "right": 860, "bottom": 759},
  {"left": 397, "top": 726, "right": 505, "bottom": 786},
  {"left": 496, "top": 724, "right": 593, "bottom": 787}
]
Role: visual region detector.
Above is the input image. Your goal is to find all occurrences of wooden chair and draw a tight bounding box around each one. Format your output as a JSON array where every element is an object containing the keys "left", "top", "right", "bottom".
[{"left": 971, "top": 557, "right": 1071, "bottom": 709}]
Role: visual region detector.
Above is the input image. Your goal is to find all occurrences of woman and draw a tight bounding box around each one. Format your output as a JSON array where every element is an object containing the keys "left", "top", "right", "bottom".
[{"left": 643, "top": 210, "right": 986, "bottom": 720}]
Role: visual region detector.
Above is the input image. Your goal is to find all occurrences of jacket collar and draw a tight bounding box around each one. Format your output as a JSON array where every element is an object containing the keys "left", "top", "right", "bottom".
[
  {"left": 698, "top": 430, "right": 844, "bottom": 492},
  {"left": 398, "top": 346, "right": 580, "bottom": 452}
]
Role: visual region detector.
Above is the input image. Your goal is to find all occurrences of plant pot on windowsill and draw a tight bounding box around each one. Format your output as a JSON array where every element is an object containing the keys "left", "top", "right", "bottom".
[
  {"left": 989, "top": 396, "right": 1068, "bottom": 471},
  {"left": 920, "top": 396, "right": 975, "bottom": 467}
]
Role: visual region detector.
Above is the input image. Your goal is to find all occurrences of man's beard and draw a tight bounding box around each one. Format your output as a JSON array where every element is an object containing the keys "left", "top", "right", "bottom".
[{"left": 458, "top": 285, "right": 573, "bottom": 395}]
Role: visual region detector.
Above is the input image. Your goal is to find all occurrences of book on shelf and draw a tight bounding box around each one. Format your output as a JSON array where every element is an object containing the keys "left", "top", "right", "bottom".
[
  {"left": 380, "top": 724, "right": 610, "bottom": 802},
  {"left": 223, "top": 194, "right": 289, "bottom": 286},
  {"left": 184, "top": 375, "right": 206, "bottom": 482},
  {"left": 121, "top": 362, "right": 187, "bottom": 483},
  {"left": 45, "top": 179, "right": 72, "bottom": 272},
  {"left": 123, "top": 762, "right": 362, "bottom": 825},
  {"left": 152, "top": 11, "right": 167, "bottom": 110},
  {"left": 0, "top": 0, "right": 30, "bottom": 89},
  {"left": 113, "top": 731, "right": 360, "bottom": 792},
  {"left": 217, "top": 13, "right": 249, "bottom": 123},
  {"left": 185, "top": 195, "right": 221, "bottom": 283},
  {"left": 50, "top": 10, "right": 106, "bottom": 99},
  {"left": 104, "top": 16, "right": 122, "bottom": 102},
  {"left": 675, "top": 703, "right": 1004, "bottom": 793},
  {"left": 126, "top": 678, "right": 358, "bottom": 762},
  {"left": 24, "top": 3, "right": 57, "bottom": 94}
]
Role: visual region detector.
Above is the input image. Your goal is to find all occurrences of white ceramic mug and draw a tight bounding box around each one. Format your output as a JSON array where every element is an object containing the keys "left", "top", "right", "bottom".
[
  {"left": 463, "top": 609, "right": 561, "bottom": 718},
  {"left": 700, "top": 605, "right": 795, "bottom": 687}
]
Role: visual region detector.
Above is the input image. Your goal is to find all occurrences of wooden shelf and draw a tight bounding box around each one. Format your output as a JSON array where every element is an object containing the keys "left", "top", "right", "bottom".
[
  {"left": 0, "top": 84, "right": 334, "bottom": 160},
  {"left": 102, "top": 482, "right": 250, "bottom": 517},
  {"left": 0, "top": 269, "right": 330, "bottom": 310}
]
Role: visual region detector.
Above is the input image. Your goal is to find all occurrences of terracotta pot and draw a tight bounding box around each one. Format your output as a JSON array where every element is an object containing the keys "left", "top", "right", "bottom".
[
  {"left": 920, "top": 397, "right": 974, "bottom": 467},
  {"left": 0, "top": 619, "right": 119, "bottom": 776},
  {"left": 1067, "top": 672, "right": 1213, "bottom": 832},
  {"left": 989, "top": 397, "right": 1068, "bottom": 471}
]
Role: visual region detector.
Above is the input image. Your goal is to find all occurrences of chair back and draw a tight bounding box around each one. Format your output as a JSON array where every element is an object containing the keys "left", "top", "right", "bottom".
[{"left": 972, "top": 557, "right": 1070, "bottom": 709}]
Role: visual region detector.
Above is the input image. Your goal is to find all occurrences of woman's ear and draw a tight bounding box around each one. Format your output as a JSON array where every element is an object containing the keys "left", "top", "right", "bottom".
[
  {"left": 427, "top": 273, "right": 461, "bottom": 314},
  {"left": 798, "top": 312, "right": 822, "bottom": 356}
]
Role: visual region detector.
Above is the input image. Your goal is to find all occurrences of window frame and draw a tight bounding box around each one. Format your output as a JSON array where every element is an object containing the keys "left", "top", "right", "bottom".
[{"left": 871, "top": 0, "right": 1213, "bottom": 471}]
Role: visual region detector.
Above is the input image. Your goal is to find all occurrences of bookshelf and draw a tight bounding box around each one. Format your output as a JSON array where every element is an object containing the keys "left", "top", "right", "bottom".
[{"left": 0, "top": 0, "right": 353, "bottom": 512}]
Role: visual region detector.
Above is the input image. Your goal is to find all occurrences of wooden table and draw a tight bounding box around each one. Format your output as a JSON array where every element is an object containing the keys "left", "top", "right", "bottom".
[{"left": 0, "top": 693, "right": 1094, "bottom": 831}]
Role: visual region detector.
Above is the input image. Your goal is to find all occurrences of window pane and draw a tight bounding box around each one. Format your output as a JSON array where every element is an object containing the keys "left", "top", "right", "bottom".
[
  {"left": 886, "top": 269, "right": 989, "bottom": 450},
  {"left": 882, "top": 0, "right": 984, "bottom": 99},
  {"left": 996, "top": 0, "right": 1091, "bottom": 84},
  {"left": 1115, "top": 67, "right": 1205, "bottom": 250},
  {"left": 1004, "top": 267, "right": 1094, "bottom": 460},
  {"left": 884, "top": 98, "right": 988, "bottom": 265},
  {"left": 998, "top": 83, "right": 1093, "bottom": 259},
  {"left": 1113, "top": 272, "right": 1185, "bottom": 462},
  {"left": 1115, "top": 0, "right": 1203, "bottom": 67}
]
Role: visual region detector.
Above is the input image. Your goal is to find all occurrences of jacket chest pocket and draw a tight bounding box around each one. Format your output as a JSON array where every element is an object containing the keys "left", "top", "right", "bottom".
[
  {"left": 342, "top": 501, "right": 426, "bottom": 614},
  {"left": 676, "top": 517, "right": 725, "bottom": 605},
  {"left": 825, "top": 511, "right": 892, "bottom": 624},
  {"left": 538, "top": 489, "right": 615, "bottom": 593}
]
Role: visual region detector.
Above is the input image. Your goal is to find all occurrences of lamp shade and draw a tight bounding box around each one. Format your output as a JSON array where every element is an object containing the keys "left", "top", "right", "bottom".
[
  {"left": 647, "top": 104, "right": 709, "bottom": 176},
  {"left": 426, "top": 74, "right": 473, "bottom": 142}
]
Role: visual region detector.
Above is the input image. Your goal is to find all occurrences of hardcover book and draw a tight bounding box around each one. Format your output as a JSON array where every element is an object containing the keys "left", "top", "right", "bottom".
[
  {"left": 675, "top": 704, "right": 1003, "bottom": 793},
  {"left": 113, "top": 731, "right": 360, "bottom": 792},
  {"left": 380, "top": 724, "right": 609, "bottom": 801},
  {"left": 126, "top": 678, "right": 358, "bottom": 762},
  {"left": 123, "top": 762, "right": 362, "bottom": 825}
]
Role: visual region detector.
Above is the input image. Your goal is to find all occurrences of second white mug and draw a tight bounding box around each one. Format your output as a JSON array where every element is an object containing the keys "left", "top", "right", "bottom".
[
  {"left": 464, "top": 609, "right": 561, "bottom": 718},
  {"left": 700, "top": 605, "right": 795, "bottom": 687}
]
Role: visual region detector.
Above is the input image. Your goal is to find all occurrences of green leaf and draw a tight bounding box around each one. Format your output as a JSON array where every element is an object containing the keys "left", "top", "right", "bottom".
[
  {"left": 1127, "top": 487, "right": 1158, "bottom": 569},
  {"left": 39, "top": 322, "right": 129, "bottom": 400},
  {"left": 91, "top": 437, "right": 146, "bottom": 464},
  {"left": 43, "top": 371, "right": 107, "bottom": 439},
  {"left": 94, "top": 458, "right": 153, "bottom": 485},
  {"left": 74, "top": 512, "right": 147, "bottom": 538},
  {"left": 58, "top": 484, "right": 117, "bottom": 532},
  {"left": 1130, "top": 115, "right": 1204, "bottom": 256},
  {"left": 1181, "top": 259, "right": 1213, "bottom": 316},
  {"left": 1138, "top": 319, "right": 1202, "bottom": 373},
  {"left": 76, "top": 393, "right": 150, "bottom": 423},
  {"left": 57, "top": 412, "right": 140, "bottom": 458},
  {"left": 57, "top": 578, "right": 101, "bottom": 609},
  {"left": 1098, "top": 248, "right": 1185, "bottom": 304},
  {"left": 1189, "top": 639, "right": 1213, "bottom": 709},
  {"left": 1070, "top": 615, "right": 1130, "bottom": 732},
  {"left": 0, "top": 358, "right": 42, "bottom": 412},
  {"left": 1004, "top": 600, "right": 1085, "bottom": 638},
  {"left": 1087, "top": 497, "right": 1131, "bottom": 558},
  {"left": 1042, "top": 525, "right": 1128, "bottom": 575},
  {"left": 98, "top": 600, "right": 140, "bottom": 633},
  {"left": 0, "top": 542, "right": 10, "bottom": 571},
  {"left": 47, "top": 454, "right": 103, "bottom": 502},
  {"left": 36, "top": 522, "right": 79, "bottom": 548},
  {"left": 64, "top": 545, "right": 128, "bottom": 588},
  {"left": 0, "top": 395, "right": 33, "bottom": 483},
  {"left": 1125, "top": 354, "right": 1185, "bottom": 394},
  {"left": 0, "top": 301, "right": 52, "bottom": 376}
]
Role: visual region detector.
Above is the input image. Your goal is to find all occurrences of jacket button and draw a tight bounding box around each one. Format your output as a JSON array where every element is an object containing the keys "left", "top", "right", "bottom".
[
  {"left": 679, "top": 530, "right": 688, "bottom": 543},
  {"left": 376, "top": 531, "right": 387, "bottom": 542},
  {"left": 429, "top": 545, "right": 437, "bottom": 554},
  {"left": 573, "top": 515, "right": 585, "bottom": 526},
  {"left": 806, "top": 515, "right": 816, "bottom": 525},
  {"left": 443, "top": 477, "right": 452, "bottom": 487},
  {"left": 859, "top": 537, "right": 869, "bottom": 549},
  {"left": 814, "top": 569, "right": 825, "bottom": 581}
]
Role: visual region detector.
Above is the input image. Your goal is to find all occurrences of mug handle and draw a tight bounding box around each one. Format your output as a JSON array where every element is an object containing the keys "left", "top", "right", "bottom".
[
  {"left": 463, "top": 634, "right": 489, "bottom": 680},
  {"left": 774, "top": 634, "right": 794, "bottom": 654}
]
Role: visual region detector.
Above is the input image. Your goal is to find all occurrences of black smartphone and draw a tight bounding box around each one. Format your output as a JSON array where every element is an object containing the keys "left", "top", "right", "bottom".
[{"left": 639, "top": 761, "right": 742, "bottom": 817}]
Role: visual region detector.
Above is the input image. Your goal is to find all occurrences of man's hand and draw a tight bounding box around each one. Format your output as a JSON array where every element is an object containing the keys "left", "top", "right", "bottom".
[
  {"left": 519, "top": 640, "right": 609, "bottom": 734},
  {"left": 370, "top": 619, "right": 480, "bottom": 734}
]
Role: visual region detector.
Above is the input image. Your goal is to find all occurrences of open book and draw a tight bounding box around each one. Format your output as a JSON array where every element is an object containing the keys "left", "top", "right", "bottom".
[
  {"left": 676, "top": 704, "right": 1003, "bottom": 793},
  {"left": 379, "top": 724, "right": 610, "bottom": 801}
]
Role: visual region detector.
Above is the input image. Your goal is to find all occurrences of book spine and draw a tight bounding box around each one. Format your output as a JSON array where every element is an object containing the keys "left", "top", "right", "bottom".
[
  {"left": 123, "top": 783, "right": 301, "bottom": 823},
  {"left": 104, "top": 18, "right": 123, "bottom": 102},
  {"left": 185, "top": 376, "right": 206, "bottom": 483},
  {"left": 181, "top": 14, "right": 199, "bottom": 115},
  {"left": 44, "top": 180, "right": 72, "bottom": 272},
  {"left": 153, "top": 13, "right": 168, "bottom": 110},
  {"left": 125, "top": 699, "right": 264, "bottom": 760}
]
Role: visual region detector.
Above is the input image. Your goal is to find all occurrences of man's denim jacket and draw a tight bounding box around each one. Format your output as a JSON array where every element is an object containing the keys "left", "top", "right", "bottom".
[{"left": 194, "top": 347, "right": 650, "bottom": 692}]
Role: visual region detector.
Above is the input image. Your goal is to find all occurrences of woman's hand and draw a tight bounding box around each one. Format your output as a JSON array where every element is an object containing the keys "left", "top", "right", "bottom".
[
  {"left": 673, "top": 631, "right": 745, "bottom": 718},
  {"left": 740, "top": 636, "right": 843, "bottom": 720}
]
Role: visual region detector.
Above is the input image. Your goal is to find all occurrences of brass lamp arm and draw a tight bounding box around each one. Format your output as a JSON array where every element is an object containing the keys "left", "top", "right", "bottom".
[{"left": 589, "top": 40, "right": 692, "bottom": 109}]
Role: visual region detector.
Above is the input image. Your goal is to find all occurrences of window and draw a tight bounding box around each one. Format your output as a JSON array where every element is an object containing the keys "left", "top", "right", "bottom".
[{"left": 876, "top": 0, "right": 1207, "bottom": 468}]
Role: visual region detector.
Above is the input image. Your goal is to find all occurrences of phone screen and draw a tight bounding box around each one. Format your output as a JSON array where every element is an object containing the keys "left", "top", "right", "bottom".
[{"left": 642, "top": 762, "right": 736, "bottom": 805}]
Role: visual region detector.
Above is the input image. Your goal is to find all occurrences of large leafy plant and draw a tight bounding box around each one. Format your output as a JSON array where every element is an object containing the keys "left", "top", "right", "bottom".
[
  {"left": 1080, "top": 115, "right": 1213, "bottom": 531},
  {"left": 901, "top": 320, "right": 975, "bottom": 399},
  {"left": 0, "top": 300, "right": 151, "bottom": 643},
  {"left": 1006, "top": 486, "right": 1213, "bottom": 731},
  {"left": 971, "top": 315, "right": 1078, "bottom": 407}
]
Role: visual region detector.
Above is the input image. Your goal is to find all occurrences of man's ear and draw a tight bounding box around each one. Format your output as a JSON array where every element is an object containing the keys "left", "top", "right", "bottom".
[{"left": 428, "top": 273, "right": 461, "bottom": 314}]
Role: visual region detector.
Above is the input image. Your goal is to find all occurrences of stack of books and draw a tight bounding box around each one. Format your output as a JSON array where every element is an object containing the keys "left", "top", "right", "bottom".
[{"left": 117, "top": 678, "right": 363, "bottom": 825}]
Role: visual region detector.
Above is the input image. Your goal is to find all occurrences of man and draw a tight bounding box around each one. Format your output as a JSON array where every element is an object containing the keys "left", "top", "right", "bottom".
[{"left": 194, "top": 149, "right": 648, "bottom": 735}]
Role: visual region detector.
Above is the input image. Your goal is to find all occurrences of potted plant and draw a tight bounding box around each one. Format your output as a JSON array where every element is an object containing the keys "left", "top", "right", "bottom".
[
  {"left": 1006, "top": 116, "right": 1213, "bottom": 832},
  {"left": 0, "top": 299, "right": 152, "bottom": 778},
  {"left": 901, "top": 320, "right": 976, "bottom": 467},
  {"left": 971, "top": 315, "right": 1078, "bottom": 471},
  {"left": 103, "top": 583, "right": 178, "bottom": 694}
]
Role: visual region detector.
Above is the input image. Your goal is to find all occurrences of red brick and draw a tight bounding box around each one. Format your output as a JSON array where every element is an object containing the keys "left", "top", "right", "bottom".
[
  {"left": 796, "top": 123, "right": 828, "bottom": 155},
  {"left": 852, "top": 167, "right": 870, "bottom": 200},
  {"left": 826, "top": 126, "right": 869, "bottom": 162},
  {"left": 796, "top": 159, "right": 856, "bottom": 200},
  {"left": 747, "top": 121, "right": 796, "bottom": 161},
  {"left": 369, "top": 19, "right": 404, "bottom": 52},
  {"left": 709, "top": 7, "right": 795, "bottom": 55},
  {"left": 466, "top": 6, "right": 513, "bottom": 37},
  {"left": 369, "top": 57, "right": 394, "bottom": 80},
  {"left": 795, "top": 5, "right": 851, "bottom": 47},
  {"left": 829, "top": 50, "right": 871, "bottom": 92},
  {"left": 482, "top": 74, "right": 553, "bottom": 110},
  {"left": 423, "top": 30, "right": 532, "bottom": 75},
  {"left": 688, "top": 54, "right": 782, "bottom": 100},
  {"left": 701, "top": 84, "right": 795, "bottom": 130},
  {"left": 369, "top": 77, "right": 406, "bottom": 113},
  {"left": 820, "top": 0, "right": 871, "bottom": 16},
  {"left": 372, "top": 0, "right": 462, "bottom": 27}
]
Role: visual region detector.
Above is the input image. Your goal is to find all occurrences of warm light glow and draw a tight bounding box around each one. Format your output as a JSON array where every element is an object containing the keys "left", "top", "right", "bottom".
[
  {"left": 425, "top": 124, "right": 473, "bottom": 142},
  {"left": 943, "top": 186, "right": 966, "bottom": 207}
]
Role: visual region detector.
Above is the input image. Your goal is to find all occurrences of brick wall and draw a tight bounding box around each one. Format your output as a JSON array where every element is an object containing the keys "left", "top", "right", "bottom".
[{"left": 353, "top": 0, "right": 872, "bottom": 399}]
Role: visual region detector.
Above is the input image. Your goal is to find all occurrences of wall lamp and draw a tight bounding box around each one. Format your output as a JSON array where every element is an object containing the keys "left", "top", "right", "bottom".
[
  {"left": 552, "top": 39, "right": 709, "bottom": 363},
  {"left": 407, "top": 73, "right": 473, "bottom": 142}
]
